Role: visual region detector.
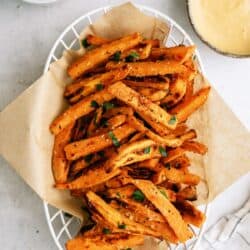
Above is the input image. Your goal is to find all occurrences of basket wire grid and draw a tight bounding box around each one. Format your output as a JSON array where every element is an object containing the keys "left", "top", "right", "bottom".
[{"left": 43, "top": 5, "right": 209, "bottom": 250}]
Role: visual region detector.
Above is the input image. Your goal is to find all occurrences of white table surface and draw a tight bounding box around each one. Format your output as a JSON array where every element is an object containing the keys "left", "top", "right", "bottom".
[{"left": 0, "top": 0, "right": 249, "bottom": 249}]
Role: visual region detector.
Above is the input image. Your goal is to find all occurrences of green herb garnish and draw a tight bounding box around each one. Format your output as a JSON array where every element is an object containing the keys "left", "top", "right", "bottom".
[
  {"left": 82, "top": 38, "right": 90, "bottom": 48},
  {"left": 84, "top": 154, "right": 94, "bottom": 163},
  {"left": 143, "top": 146, "right": 151, "bottom": 154},
  {"left": 168, "top": 115, "right": 177, "bottom": 125},
  {"left": 125, "top": 52, "right": 139, "bottom": 62},
  {"left": 108, "top": 131, "right": 120, "bottom": 147},
  {"left": 159, "top": 146, "right": 168, "bottom": 157},
  {"left": 160, "top": 189, "right": 168, "bottom": 198},
  {"left": 96, "top": 83, "right": 104, "bottom": 91},
  {"left": 112, "top": 51, "right": 121, "bottom": 61},
  {"left": 91, "top": 100, "right": 99, "bottom": 108},
  {"left": 103, "top": 102, "right": 115, "bottom": 111},
  {"left": 102, "top": 228, "right": 111, "bottom": 234},
  {"left": 165, "top": 163, "right": 171, "bottom": 169},
  {"left": 118, "top": 223, "right": 126, "bottom": 229},
  {"left": 132, "top": 190, "right": 145, "bottom": 202}
]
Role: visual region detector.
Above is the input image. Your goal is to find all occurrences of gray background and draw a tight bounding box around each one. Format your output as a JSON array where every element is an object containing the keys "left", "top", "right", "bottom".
[{"left": 1, "top": 0, "right": 250, "bottom": 249}]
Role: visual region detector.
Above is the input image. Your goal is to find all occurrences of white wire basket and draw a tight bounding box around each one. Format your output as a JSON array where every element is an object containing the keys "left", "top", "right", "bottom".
[{"left": 43, "top": 5, "right": 209, "bottom": 250}]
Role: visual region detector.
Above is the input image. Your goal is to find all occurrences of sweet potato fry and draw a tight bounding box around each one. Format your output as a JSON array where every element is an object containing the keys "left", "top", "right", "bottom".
[
  {"left": 110, "top": 200, "right": 178, "bottom": 243},
  {"left": 52, "top": 122, "right": 75, "bottom": 183},
  {"left": 170, "top": 86, "right": 211, "bottom": 122},
  {"left": 106, "top": 114, "right": 127, "bottom": 129},
  {"left": 64, "top": 124, "right": 136, "bottom": 160},
  {"left": 108, "top": 82, "right": 178, "bottom": 129},
  {"left": 150, "top": 45, "right": 195, "bottom": 63},
  {"left": 50, "top": 89, "right": 113, "bottom": 135},
  {"left": 103, "top": 106, "right": 134, "bottom": 118},
  {"left": 179, "top": 129, "right": 197, "bottom": 141},
  {"left": 174, "top": 200, "right": 206, "bottom": 227},
  {"left": 106, "top": 61, "right": 187, "bottom": 77},
  {"left": 68, "top": 33, "right": 142, "bottom": 79},
  {"left": 162, "top": 148, "right": 185, "bottom": 164},
  {"left": 56, "top": 165, "right": 121, "bottom": 190},
  {"left": 86, "top": 34, "right": 109, "bottom": 46},
  {"left": 161, "top": 77, "right": 187, "bottom": 107},
  {"left": 181, "top": 140, "right": 208, "bottom": 155},
  {"left": 86, "top": 191, "right": 161, "bottom": 237},
  {"left": 124, "top": 79, "right": 169, "bottom": 90},
  {"left": 131, "top": 179, "right": 193, "bottom": 242},
  {"left": 153, "top": 165, "right": 200, "bottom": 185},
  {"left": 137, "top": 158, "right": 160, "bottom": 170},
  {"left": 65, "top": 68, "right": 129, "bottom": 102},
  {"left": 177, "top": 186, "right": 197, "bottom": 201},
  {"left": 137, "top": 88, "right": 168, "bottom": 102},
  {"left": 66, "top": 233, "right": 144, "bottom": 250}
]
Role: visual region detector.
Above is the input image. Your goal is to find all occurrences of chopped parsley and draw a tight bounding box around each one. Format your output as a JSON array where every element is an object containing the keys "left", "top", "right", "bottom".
[
  {"left": 118, "top": 223, "right": 126, "bottom": 229},
  {"left": 160, "top": 189, "right": 168, "bottom": 198},
  {"left": 96, "top": 83, "right": 104, "bottom": 91},
  {"left": 111, "top": 51, "right": 121, "bottom": 61},
  {"left": 143, "top": 146, "right": 151, "bottom": 154},
  {"left": 132, "top": 190, "right": 145, "bottom": 202},
  {"left": 90, "top": 100, "right": 99, "bottom": 108},
  {"left": 102, "top": 228, "right": 111, "bottom": 234},
  {"left": 81, "top": 38, "right": 90, "bottom": 48},
  {"left": 168, "top": 115, "right": 177, "bottom": 125},
  {"left": 159, "top": 146, "right": 168, "bottom": 157},
  {"left": 84, "top": 154, "right": 94, "bottom": 163},
  {"left": 165, "top": 163, "right": 171, "bottom": 169},
  {"left": 103, "top": 102, "right": 115, "bottom": 111},
  {"left": 125, "top": 52, "right": 139, "bottom": 62},
  {"left": 108, "top": 131, "right": 120, "bottom": 147}
]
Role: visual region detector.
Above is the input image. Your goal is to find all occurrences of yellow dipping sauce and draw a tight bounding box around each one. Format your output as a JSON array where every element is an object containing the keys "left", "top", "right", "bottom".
[{"left": 188, "top": 0, "right": 250, "bottom": 55}]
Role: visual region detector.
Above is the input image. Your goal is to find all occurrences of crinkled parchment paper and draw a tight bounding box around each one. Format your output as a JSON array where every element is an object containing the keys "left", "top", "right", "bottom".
[{"left": 0, "top": 2, "right": 249, "bottom": 232}]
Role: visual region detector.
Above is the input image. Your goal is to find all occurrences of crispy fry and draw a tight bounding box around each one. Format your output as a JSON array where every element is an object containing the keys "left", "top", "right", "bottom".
[
  {"left": 86, "top": 34, "right": 109, "bottom": 46},
  {"left": 108, "top": 82, "right": 178, "bottom": 129},
  {"left": 162, "top": 148, "right": 185, "bottom": 164},
  {"left": 153, "top": 165, "right": 200, "bottom": 185},
  {"left": 50, "top": 89, "right": 113, "bottom": 135},
  {"left": 169, "top": 154, "right": 191, "bottom": 170},
  {"left": 137, "top": 88, "right": 168, "bottom": 102},
  {"left": 131, "top": 179, "right": 193, "bottom": 242},
  {"left": 141, "top": 39, "right": 160, "bottom": 47},
  {"left": 52, "top": 122, "right": 75, "bottom": 183},
  {"left": 177, "top": 186, "right": 197, "bottom": 201},
  {"left": 138, "top": 158, "right": 160, "bottom": 170},
  {"left": 161, "top": 77, "right": 187, "bottom": 107},
  {"left": 65, "top": 69, "right": 129, "bottom": 103},
  {"left": 106, "top": 61, "right": 187, "bottom": 77},
  {"left": 170, "top": 86, "right": 211, "bottom": 122},
  {"left": 56, "top": 165, "right": 121, "bottom": 190},
  {"left": 103, "top": 106, "right": 134, "bottom": 118},
  {"left": 66, "top": 233, "right": 144, "bottom": 250},
  {"left": 129, "top": 132, "right": 145, "bottom": 143},
  {"left": 179, "top": 129, "right": 197, "bottom": 141},
  {"left": 150, "top": 45, "right": 195, "bottom": 63},
  {"left": 86, "top": 191, "right": 161, "bottom": 237},
  {"left": 68, "top": 33, "right": 142, "bottom": 79},
  {"left": 124, "top": 79, "right": 169, "bottom": 90},
  {"left": 106, "top": 114, "right": 127, "bottom": 129},
  {"left": 64, "top": 124, "right": 136, "bottom": 160},
  {"left": 181, "top": 141, "right": 208, "bottom": 155},
  {"left": 174, "top": 200, "right": 206, "bottom": 227}
]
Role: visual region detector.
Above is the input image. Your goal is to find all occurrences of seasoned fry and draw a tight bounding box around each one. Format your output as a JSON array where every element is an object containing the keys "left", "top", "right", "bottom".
[
  {"left": 153, "top": 165, "right": 200, "bottom": 185},
  {"left": 65, "top": 69, "right": 129, "bottom": 103},
  {"left": 174, "top": 200, "right": 206, "bottom": 227},
  {"left": 64, "top": 124, "right": 136, "bottom": 160},
  {"left": 86, "top": 34, "right": 109, "bottom": 46},
  {"left": 106, "top": 114, "right": 127, "bottom": 129},
  {"left": 56, "top": 165, "right": 121, "bottom": 190},
  {"left": 86, "top": 191, "right": 161, "bottom": 237},
  {"left": 124, "top": 79, "right": 169, "bottom": 90},
  {"left": 108, "top": 82, "right": 178, "bottom": 129},
  {"left": 150, "top": 45, "right": 195, "bottom": 63},
  {"left": 52, "top": 122, "right": 75, "bottom": 183},
  {"left": 137, "top": 158, "right": 160, "bottom": 170},
  {"left": 177, "top": 186, "right": 197, "bottom": 201},
  {"left": 161, "top": 77, "right": 187, "bottom": 107},
  {"left": 106, "top": 61, "right": 187, "bottom": 77},
  {"left": 68, "top": 33, "right": 142, "bottom": 79},
  {"left": 181, "top": 140, "right": 208, "bottom": 155},
  {"left": 141, "top": 39, "right": 160, "bottom": 47},
  {"left": 162, "top": 147, "right": 185, "bottom": 164},
  {"left": 103, "top": 106, "right": 134, "bottom": 118},
  {"left": 170, "top": 86, "right": 211, "bottom": 122},
  {"left": 131, "top": 179, "right": 193, "bottom": 242},
  {"left": 129, "top": 132, "right": 145, "bottom": 143},
  {"left": 137, "top": 88, "right": 168, "bottom": 102},
  {"left": 50, "top": 89, "right": 113, "bottom": 135}
]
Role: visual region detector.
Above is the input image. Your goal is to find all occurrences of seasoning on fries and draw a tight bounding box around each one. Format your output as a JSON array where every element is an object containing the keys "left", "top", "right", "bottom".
[{"left": 49, "top": 32, "right": 210, "bottom": 249}]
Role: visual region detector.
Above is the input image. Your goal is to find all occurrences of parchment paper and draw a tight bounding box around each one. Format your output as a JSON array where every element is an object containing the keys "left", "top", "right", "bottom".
[{"left": 0, "top": 2, "right": 249, "bottom": 223}]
